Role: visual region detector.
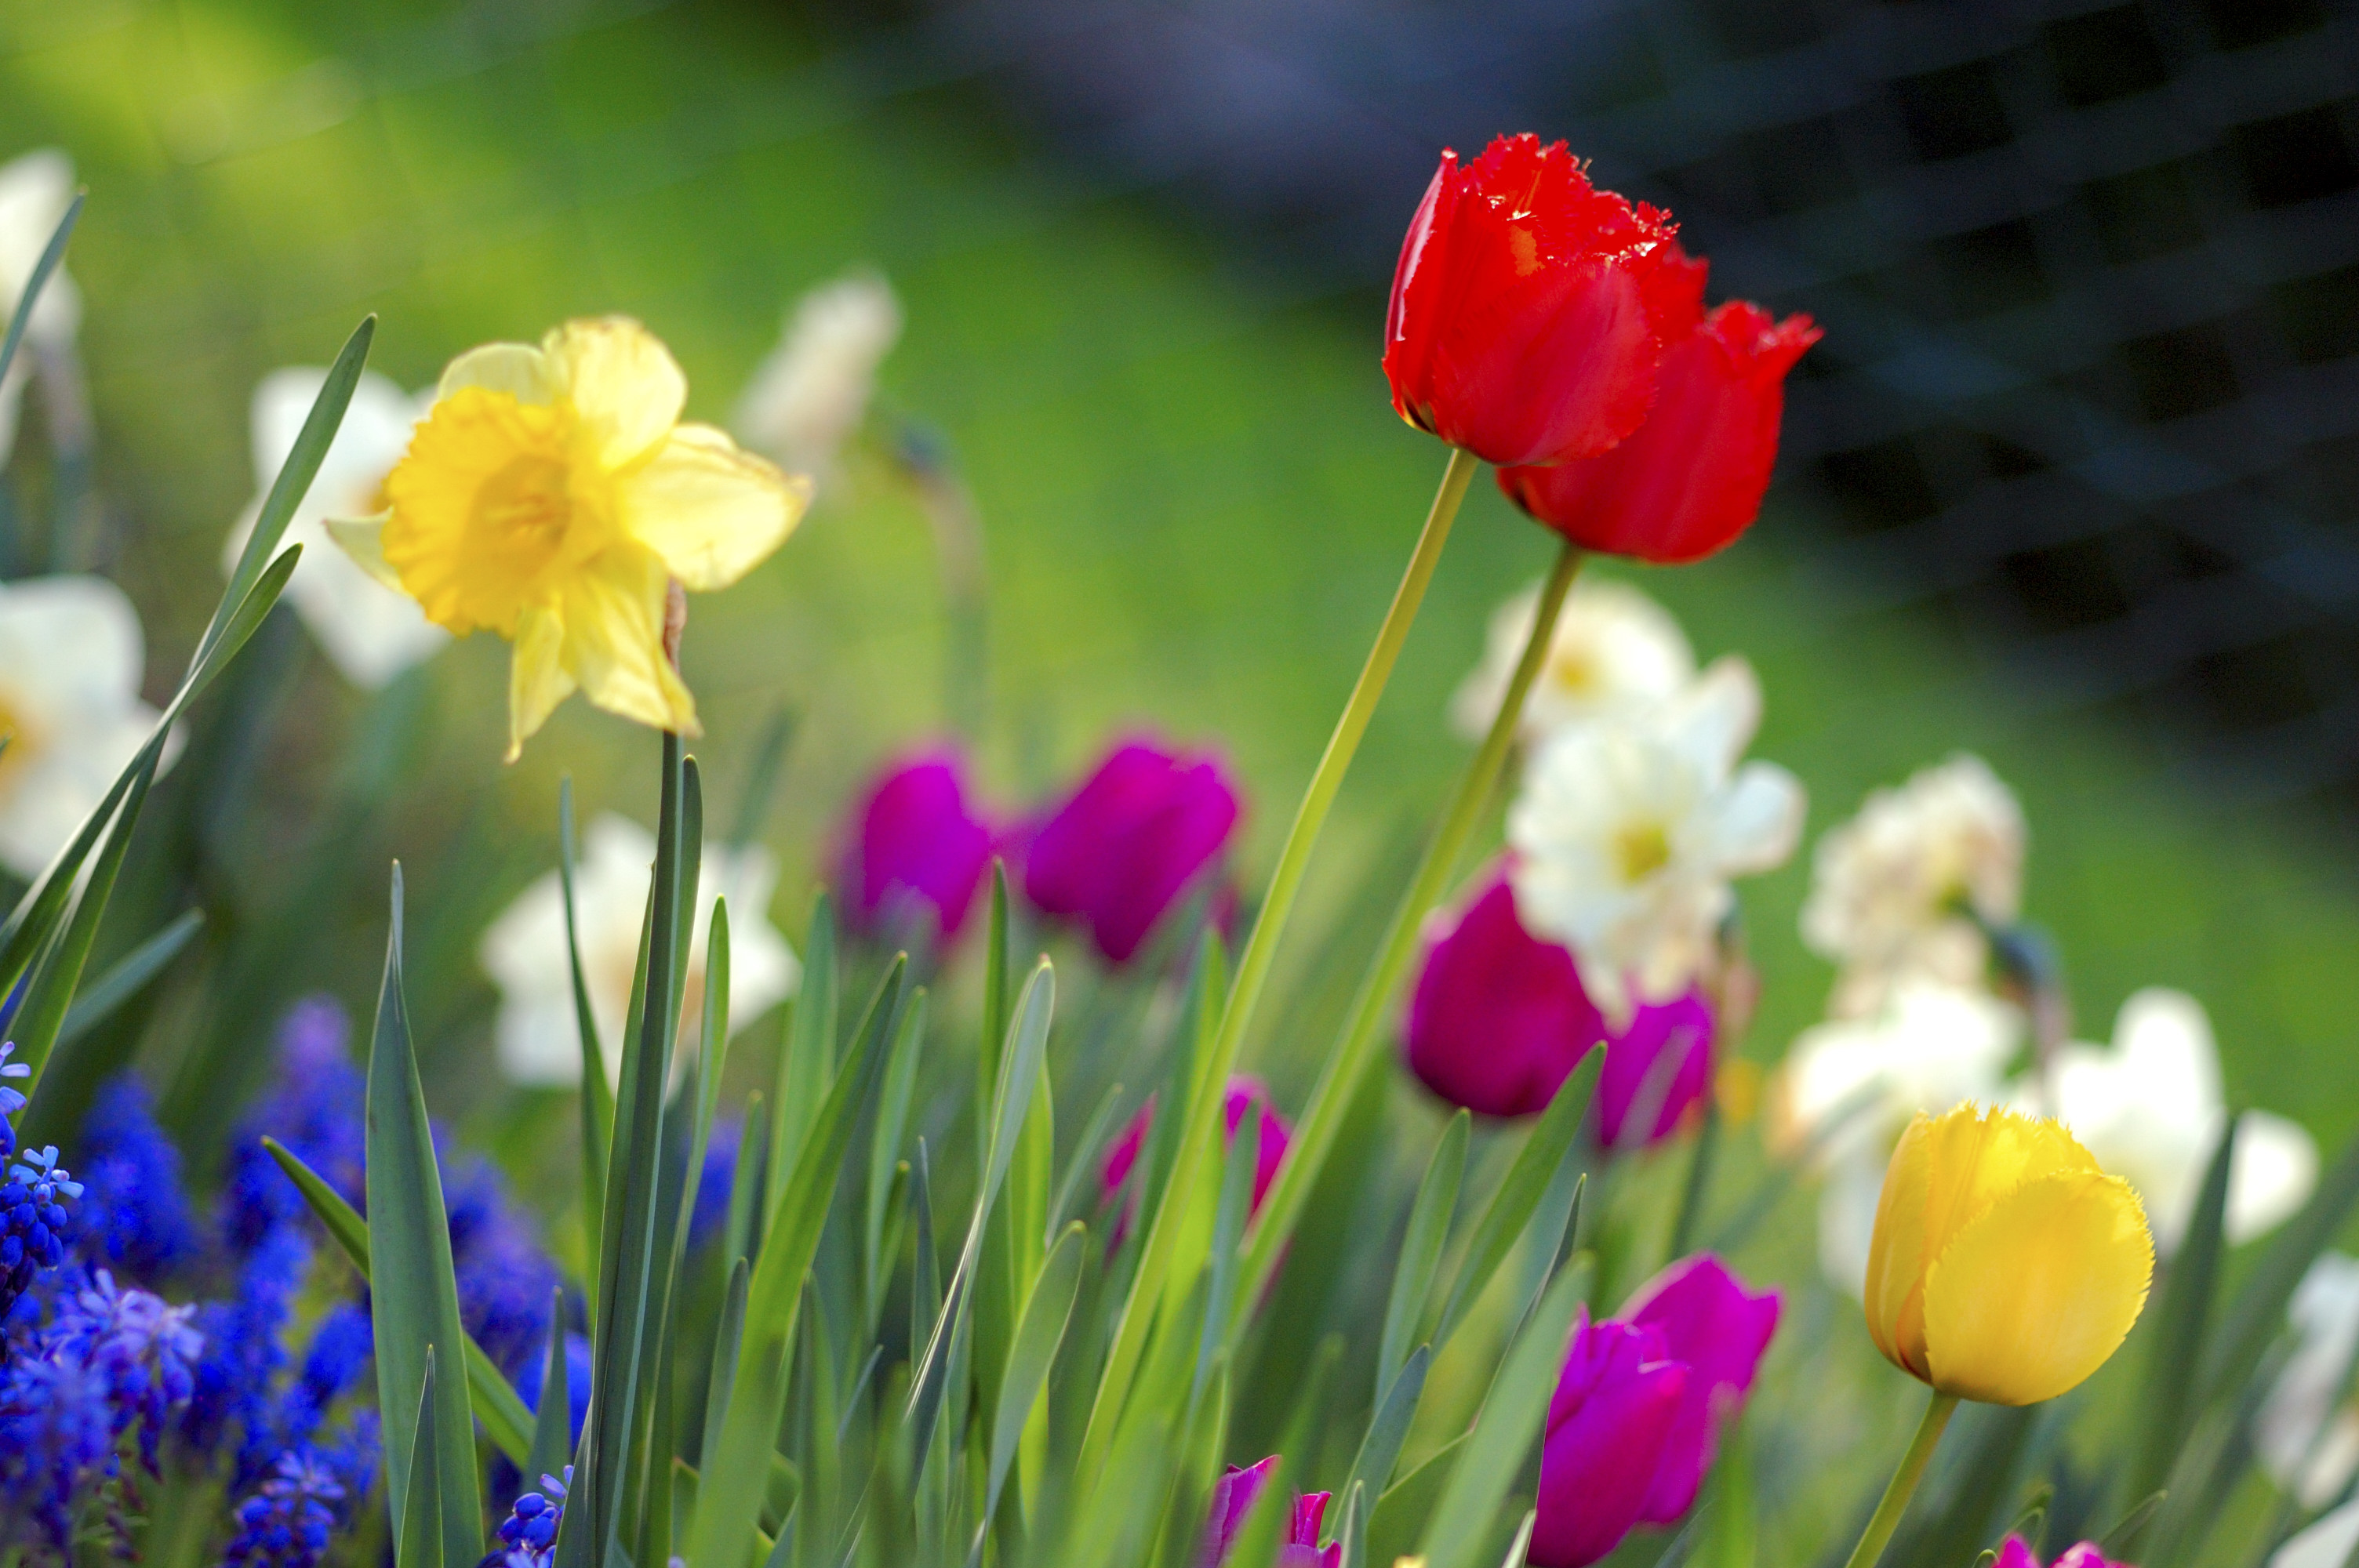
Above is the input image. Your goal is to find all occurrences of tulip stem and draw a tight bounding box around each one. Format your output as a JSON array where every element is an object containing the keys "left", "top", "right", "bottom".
[
  {"left": 1232, "top": 532, "right": 1587, "bottom": 1331},
  {"left": 1843, "top": 1391, "right": 1959, "bottom": 1568},
  {"left": 1075, "top": 443, "right": 1479, "bottom": 1487}
]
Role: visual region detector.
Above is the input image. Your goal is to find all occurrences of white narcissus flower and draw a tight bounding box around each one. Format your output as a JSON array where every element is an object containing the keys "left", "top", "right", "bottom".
[
  {"left": 2011, "top": 987, "right": 2316, "bottom": 1254},
  {"left": 1507, "top": 656, "right": 1805, "bottom": 1018},
  {"left": 732, "top": 270, "right": 902, "bottom": 492},
  {"left": 221, "top": 368, "right": 447, "bottom": 688},
  {"left": 0, "top": 149, "right": 82, "bottom": 470},
  {"left": 1448, "top": 577, "right": 1695, "bottom": 743},
  {"left": 2271, "top": 1494, "right": 2359, "bottom": 1568},
  {"left": 0, "top": 575, "right": 161, "bottom": 879},
  {"left": 2256, "top": 1253, "right": 2359, "bottom": 1509},
  {"left": 1768, "top": 980, "right": 2023, "bottom": 1295},
  {"left": 1801, "top": 753, "right": 2025, "bottom": 1018},
  {"left": 479, "top": 813, "right": 800, "bottom": 1087}
]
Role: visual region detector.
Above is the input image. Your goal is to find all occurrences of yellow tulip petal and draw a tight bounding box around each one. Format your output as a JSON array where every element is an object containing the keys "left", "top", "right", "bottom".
[
  {"left": 542, "top": 318, "right": 685, "bottom": 470},
  {"left": 507, "top": 604, "right": 576, "bottom": 763},
  {"left": 325, "top": 511, "right": 404, "bottom": 593},
  {"left": 1864, "top": 1114, "right": 1937, "bottom": 1377},
  {"left": 1922, "top": 1170, "right": 2153, "bottom": 1405},
  {"left": 558, "top": 546, "right": 699, "bottom": 737},
  {"left": 438, "top": 343, "right": 554, "bottom": 406},
  {"left": 620, "top": 423, "right": 809, "bottom": 592}
]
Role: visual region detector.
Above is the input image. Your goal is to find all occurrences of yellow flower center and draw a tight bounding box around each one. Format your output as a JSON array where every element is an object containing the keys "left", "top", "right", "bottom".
[
  {"left": 1613, "top": 818, "right": 1672, "bottom": 885},
  {"left": 381, "top": 387, "right": 620, "bottom": 638},
  {"left": 0, "top": 688, "right": 38, "bottom": 794},
  {"left": 1547, "top": 641, "right": 1598, "bottom": 695}
]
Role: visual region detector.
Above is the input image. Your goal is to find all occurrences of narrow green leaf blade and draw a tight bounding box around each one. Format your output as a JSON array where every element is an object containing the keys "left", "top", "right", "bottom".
[
  {"left": 561, "top": 778, "right": 613, "bottom": 1276},
  {"left": 2125, "top": 1117, "right": 2237, "bottom": 1515},
  {"left": 1346, "top": 1343, "right": 1430, "bottom": 1519},
  {"left": 398, "top": 1350, "right": 445, "bottom": 1568},
  {"left": 15, "top": 750, "right": 160, "bottom": 1102},
  {"left": 0, "top": 191, "right": 78, "bottom": 390},
  {"left": 527, "top": 1294, "right": 575, "bottom": 1488},
  {"left": 987, "top": 1221, "right": 1085, "bottom": 1522},
  {"left": 55, "top": 907, "right": 203, "bottom": 1051},
  {"left": 1379, "top": 1111, "right": 1467, "bottom": 1399},
  {"left": 769, "top": 891, "right": 838, "bottom": 1217},
  {"left": 1429, "top": 1054, "right": 1598, "bottom": 1354},
  {"left": 2207, "top": 1122, "right": 2359, "bottom": 1405}
]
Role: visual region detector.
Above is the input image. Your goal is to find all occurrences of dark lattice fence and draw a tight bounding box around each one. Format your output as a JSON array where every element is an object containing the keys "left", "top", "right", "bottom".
[{"left": 888, "top": 0, "right": 2359, "bottom": 808}]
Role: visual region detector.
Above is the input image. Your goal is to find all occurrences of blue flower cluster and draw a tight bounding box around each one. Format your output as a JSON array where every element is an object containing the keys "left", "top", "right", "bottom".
[
  {"left": 484, "top": 1466, "right": 571, "bottom": 1568},
  {"left": 220, "top": 1448, "right": 357, "bottom": 1568},
  {"left": 75, "top": 1075, "right": 201, "bottom": 1283}
]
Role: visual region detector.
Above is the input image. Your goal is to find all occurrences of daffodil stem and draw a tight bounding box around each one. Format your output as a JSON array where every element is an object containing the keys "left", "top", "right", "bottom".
[
  {"left": 1232, "top": 532, "right": 1586, "bottom": 1328},
  {"left": 1074, "top": 443, "right": 1478, "bottom": 1487},
  {"left": 1844, "top": 1390, "right": 1959, "bottom": 1568}
]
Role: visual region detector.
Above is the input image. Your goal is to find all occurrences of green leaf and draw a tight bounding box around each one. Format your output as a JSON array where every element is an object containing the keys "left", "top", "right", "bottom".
[
  {"left": 702, "top": 1257, "right": 749, "bottom": 1471},
  {"left": 1379, "top": 1112, "right": 1467, "bottom": 1401},
  {"left": 1663, "top": 1092, "right": 1721, "bottom": 1264},
  {"left": 2123, "top": 1117, "right": 2237, "bottom": 1522},
  {"left": 727, "top": 705, "right": 798, "bottom": 851},
  {"left": 1427, "top": 1054, "right": 1598, "bottom": 1356},
  {"left": 1885, "top": 1401, "right": 2043, "bottom": 1568},
  {"left": 1343, "top": 1342, "right": 1429, "bottom": 1530},
  {"left": 1334, "top": 1480, "right": 1366, "bottom": 1568},
  {"left": 55, "top": 908, "right": 203, "bottom": 1052},
  {"left": 527, "top": 1294, "right": 575, "bottom": 1488},
  {"left": 1369, "top": 1433, "right": 1464, "bottom": 1568},
  {"left": 565, "top": 739, "right": 699, "bottom": 1568},
  {"left": 1194, "top": 1094, "right": 1263, "bottom": 1400},
  {"left": 1418, "top": 1254, "right": 1594, "bottom": 1568},
  {"left": 685, "top": 956, "right": 904, "bottom": 1568},
  {"left": 727, "top": 1092, "right": 769, "bottom": 1271},
  {"left": 1692, "top": 1416, "right": 1756, "bottom": 1568},
  {"left": 0, "top": 191, "right": 78, "bottom": 390},
  {"left": 866, "top": 989, "right": 928, "bottom": 1325},
  {"left": 260, "top": 1138, "right": 534, "bottom": 1464},
  {"left": 2207, "top": 1121, "right": 2359, "bottom": 1406},
  {"left": 1046, "top": 1077, "right": 1129, "bottom": 1247},
  {"left": 397, "top": 1350, "right": 445, "bottom": 1568},
  {"left": 561, "top": 779, "right": 614, "bottom": 1282},
  {"left": 769, "top": 891, "right": 838, "bottom": 1219},
  {"left": 985, "top": 1222, "right": 1085, "bottom": 1528},
  {"left": 364, "top": 866, "right": 481, "bottom": 1568}
]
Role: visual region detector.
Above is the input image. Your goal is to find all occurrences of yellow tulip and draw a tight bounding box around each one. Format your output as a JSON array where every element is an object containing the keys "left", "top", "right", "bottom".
[
  {"left": 1863, "top": 1103, "right": 2153, "bottom": 1406},
  {"left": 333, "top": 318, "right": 811, "bottom": 759}
]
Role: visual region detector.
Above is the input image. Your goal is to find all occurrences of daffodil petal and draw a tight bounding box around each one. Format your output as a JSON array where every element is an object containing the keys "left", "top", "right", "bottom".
[
  {"left": 325, "top": 512, "right": 405, "bottom": 593},
  {"left": 1922, "top": 1170, "right": 2153, "bottom": 1405},
  {"left": 507, "top": 604, "right": 576, "bottom": 763},
  {"left": 438, "top": 342, "right": 554, "bottom": 406},
  {"left": 543, "top": 317, "right": 685, "bottom": 469},
  {"left": 620, "top": 423, "right": 809, "bottom": 592},
  {"left": 558, "top": 546, "right": 698, "bottom": 738}
]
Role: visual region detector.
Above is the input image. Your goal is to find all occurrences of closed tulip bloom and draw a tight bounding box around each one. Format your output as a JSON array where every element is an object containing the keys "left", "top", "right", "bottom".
[
  {"left": 1995, "top": 1539, "right": 2123, "bottom": 1568},
  {"left": 1405, "top": 869, "right": 1602, "bottom": 1120},
  {"left": 1023, "top": 738, "right": 1241, "bottom": 964},
  {"left": 1200, "top": 1457, "right": 1338, "bottom": 1568},
  {"left": 1383, "top": 135, "right": 1693, "bottom": 469},
  {"left": 1595, "top": 989, "right": 1715, "bottom": 1150},
  {"left": 1103, "top": 1077, "right": 1290, "bottom": 1248},
  {"left": 839, "top": 750, "right": 997, "bottom": 944},
  {"left": 1618, "top": 1254, "right": 1781, "bottom": 1523},
  {"left": 1531, "top": 1313, "right": 1689, "bottom": 1567},
  {"left": 1497, "top": 294, "right": 1819, "bottom": 563},
  {"left": 1864, "top": 1105, "right": 2153, "bottom": 1406}
]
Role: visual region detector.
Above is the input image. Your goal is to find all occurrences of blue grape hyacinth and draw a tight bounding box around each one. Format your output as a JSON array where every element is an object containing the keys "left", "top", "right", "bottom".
[
  {"left": 1, "top": 1145, "right": 81, "bottom": 1324},
  {"left": 221, "top": 1450, "right": 346, "bottom": 1568},
  {"left": 483, "top": 1466, "right": 571, "bottom": 1568},
  {"left": 0, "top": 1040, "right": 28, "bottom": 1161},
  {"left": 76, "top": 1075, "right": 201, "bottom": 1283}
]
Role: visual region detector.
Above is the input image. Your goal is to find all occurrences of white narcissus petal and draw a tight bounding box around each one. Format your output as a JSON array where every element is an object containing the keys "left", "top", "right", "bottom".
[
  {"left": 2271, "top": 1497, "right": 2359, "bottom": 1568},
  {"left": 1661, "top": 655, "right": 1761, "bottom": 779},
  {"left": 479, "top": 812, "right": 800, "bottom": 1089},
  {"left": 733, "top": 270, "right": 901, "bottom": 488},
  {"left": 0, "top": 575, "right": 164, "bottom": 880},
  {"left": 1447, "top": 577, "right": 1695, "bottom": 742},
  {"left": 1816, "top": 1153, "right": 1887, "bottom": 1299},
  {"left": 2259, "top": 1254, "right": 2359, "bottom": 1507},
  {"left": 2230, "top": 1111, "right": 2320, "bottom": 1245},
  {"left": 227, "top": 368, "right": 445, "bottom": 689},
  {"left": 1709, "top": 761, "right": 1806, "bottom": 874},
  {"left": 0, "top": 148, "right": 82, "bottom": 347}
]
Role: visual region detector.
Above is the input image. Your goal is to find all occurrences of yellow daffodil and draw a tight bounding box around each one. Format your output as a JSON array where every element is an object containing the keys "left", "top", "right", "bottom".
[
  {"left": 333, "top": 317, "right": 810, "bottom": 758},
  {"left": 1864, "top": 1102, "right": 2153, "bottom": 1406}
]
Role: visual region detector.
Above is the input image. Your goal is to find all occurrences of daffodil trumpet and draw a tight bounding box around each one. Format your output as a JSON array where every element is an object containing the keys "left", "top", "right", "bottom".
[{"left": 331, "top": 317, "right": 811, "bottom": 759}]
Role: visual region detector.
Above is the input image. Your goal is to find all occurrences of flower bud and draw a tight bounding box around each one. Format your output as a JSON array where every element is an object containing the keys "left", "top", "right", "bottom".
[
  {"left": 838, "top": 749, "right": 997, "bottom": 945},
  {"left": 1022, "top": 738, "right": 1241, "bottom": 965}
]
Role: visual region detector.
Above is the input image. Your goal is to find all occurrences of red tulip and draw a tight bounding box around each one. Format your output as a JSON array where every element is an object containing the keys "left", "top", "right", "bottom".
[
  {"left": 1383, "top": 134, "right": 1694, "bottom": 469},
  {"left": 1497, "top": 292, "right": 1822, "bottom": 564}
]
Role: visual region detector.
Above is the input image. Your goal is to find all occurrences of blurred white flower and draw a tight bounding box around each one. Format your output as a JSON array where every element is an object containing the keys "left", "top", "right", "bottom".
[
  {"left": 2257, "top": 1253, "right": 2359, "bottom": 1509},
  {"left": 1771, "top": 981, "right": 2022, "bottom": 1296},
  {"left": 0, "top": 575, "right": 160, "bottom": 880},
  {"left": 0, "top": 149, "right": 82, "bottom": 470},
  {"left": 732, "top": 270, "right": 901, "bottom": 491},
  {"left": 1801, "top": 753, "right": 2024, "bottom": 1018},
  {"left": 1507, "top": 657, "right": 1804, "bottom": 1018},
  {"left": 2270, "top": 1494, "right": 2359, "bottom": 1568},
  {"left": 1448, "top": 577, "right": 1694, "bottom": 743},
  {"left": 479, "top": 812, "right": 800, "bottom": 1087},
  {"left": 221, "top": 368, "right": 446, "bottom": 688},
  {"left": 2011, "top": 987, "right": 2316, "bottom": 1254}
]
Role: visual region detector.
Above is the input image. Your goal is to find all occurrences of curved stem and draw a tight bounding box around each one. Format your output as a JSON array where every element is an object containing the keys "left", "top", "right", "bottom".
[
  {"left": 1844, "top": 1391, "right": 1959, "bottom": 1568},
  {"left": 1074, "top": 444, "right": 1478, "bottom": 1486},
  {"left": 1234, "top": 533, "right": 1586, "bottom": 1321}
]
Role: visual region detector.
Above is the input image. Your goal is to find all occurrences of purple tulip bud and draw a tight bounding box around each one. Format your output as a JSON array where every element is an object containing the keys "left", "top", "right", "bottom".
[
  {"left": 1532, "top": 1313, "right": 1689, "bottom": 1568},
  {"left": 1997, "top": 1539, "right": 2122, "bottom": 1568},
  {"left": 1405, "top": 869, "right": 1602, "bottom": 1119},
  {"left": 1617, "top": 1254, "right": 1780, "bottom": 1524},
  {"left": 1023, "top": 738, "right": 1241, "bottom": 964},
  {"left": 840, "top": 750, "right": 997, "bottom": 943},
  {"left": 1594, "top": 990, "right": 1716, "bottom": 1151},
  {"left": 1201, "top": 1457, "right": 1338, "bottom": 1568},
  {"left": 1102, "top": 1078, "right": 1290, "bottom": 1248}
]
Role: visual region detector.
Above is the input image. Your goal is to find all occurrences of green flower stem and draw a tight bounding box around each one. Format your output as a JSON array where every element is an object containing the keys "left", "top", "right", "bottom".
[
  {"left": 1233, "top": 532, "right": 1586, "bottom": 1324},
  {"left": 1844, "top": 1390, "right": 1960, "bottom": 1568},
  {"left": 1074, "top": 442, "right": 1479, "bottom": 1486}
]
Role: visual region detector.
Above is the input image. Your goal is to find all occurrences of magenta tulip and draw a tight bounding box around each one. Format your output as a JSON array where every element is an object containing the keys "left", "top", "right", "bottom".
[
  {"left": 1201, "top": 1457, "right": 1338, "bottom": 1568},
  {"left": 1405, "top": 869, "right": 1602, "bottom": 1118},
  {"left": 1103, "top": 1078, "right": 1290, "bottom": 1246},
  {"left": 1594, "top": 990, "right": 1716, "bottom": 1150},
  {"left": 1997, "top": 1540, "right": 2123, "bottom": 1568},
  {"left": 1531, "top": 1313, "right": 1689, "bottom": 1567},
  {"left": 839, "top": 750, "right": 996, "bottom": 943},
  {"left": 1619, "top": 1254, "right": 1781, "bottom": 1524},
  {"left": 1023, "top": 737, "right": 1242, "bottom": 964}
]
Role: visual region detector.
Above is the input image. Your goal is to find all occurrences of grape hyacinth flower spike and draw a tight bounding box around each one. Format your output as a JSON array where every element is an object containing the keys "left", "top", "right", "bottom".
[
  {"left": 484, "top": 1468, "right": 572, "bottom": 1568},
  {"left": 1, "top": 1143, "right": 81, "bottom": 1321},
  {"left": 222, "top": 1450, "right": 347, "bottom": 1568},
  {"left": 0, "top": 1040, "right": 27, "bottom": 1157}
]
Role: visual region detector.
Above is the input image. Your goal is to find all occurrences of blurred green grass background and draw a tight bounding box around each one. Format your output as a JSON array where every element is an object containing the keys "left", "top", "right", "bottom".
[{"left": 3, "top": 0, "right": 2355, "bottom": 1149}]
